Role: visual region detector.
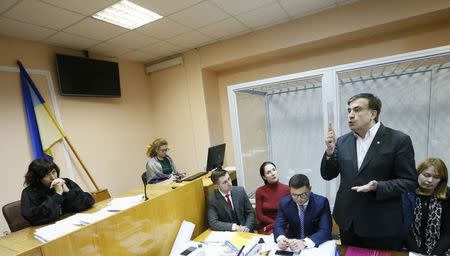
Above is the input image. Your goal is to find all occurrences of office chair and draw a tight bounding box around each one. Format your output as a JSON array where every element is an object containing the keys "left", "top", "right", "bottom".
[
  {"left": 141, "top": 171, "right": 148, "bottom": 200},
  {"left": 2, "top": 200, "right": 30, "bottom": 232}
]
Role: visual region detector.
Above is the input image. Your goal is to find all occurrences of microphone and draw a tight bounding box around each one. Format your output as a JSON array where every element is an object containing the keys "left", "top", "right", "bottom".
[
  {"left": 141, "top": 172, "right": 149, "bottom": 201},
  {"left": 143, "top": 183, "right": 148, "bottom": 201}
]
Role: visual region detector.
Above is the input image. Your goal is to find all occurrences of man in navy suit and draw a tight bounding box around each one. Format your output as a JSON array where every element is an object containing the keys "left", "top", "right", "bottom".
[
  {"left": 274, "top": 174, "right": 332, "bottom": 251},
  {"left": 321, "top": 93, "right": 417, "bottom": 250}
]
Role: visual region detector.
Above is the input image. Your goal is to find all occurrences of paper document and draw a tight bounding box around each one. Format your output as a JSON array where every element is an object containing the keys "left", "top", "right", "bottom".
[
  {"left": 225, "top": 234, "right": 251, "bottom": 251},
  {"left": 77, "top": 209, "right": 116, "bottom": 224},
  {"left": 204, "top": 231, "right": 235, "bottom": 244},
  {"left": 34, "top": 220, "right": 80, "bottom": 243},
  {"left": 55, "top": 213, "right": 88, "bottom": 226},
  {"left": 104, "top": 194, "right": 144, "bottom": 211},
  {"left": 266, "top": 240, "right": 336, "bottom": 256},
  {"left": 299, "top": 240, "right": 336, "bottom": 256},
  {"left": 170, "top": 220, "right": 195, "bottom": 255},
  {"left": 226, "top": 236, "right": 261, "bottom": 256}
]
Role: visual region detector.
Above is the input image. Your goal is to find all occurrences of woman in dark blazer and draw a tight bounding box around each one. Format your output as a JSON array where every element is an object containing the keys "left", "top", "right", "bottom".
[{"left": 402, "top": 158, "right": 450, "bottom": 256}]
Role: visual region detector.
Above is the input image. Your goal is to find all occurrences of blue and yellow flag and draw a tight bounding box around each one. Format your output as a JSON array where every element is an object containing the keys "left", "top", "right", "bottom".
[{"left": 19, "top": 62, "right": 65, "bottom": 159}]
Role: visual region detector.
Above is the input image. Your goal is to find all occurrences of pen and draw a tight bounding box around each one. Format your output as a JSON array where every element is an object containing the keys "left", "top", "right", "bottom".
[
  {"left": 237, "top": 245, "right": 245, "bottom": 256},
  {"left": 200, "top": 241, "right": 222, "bottom": 245}
]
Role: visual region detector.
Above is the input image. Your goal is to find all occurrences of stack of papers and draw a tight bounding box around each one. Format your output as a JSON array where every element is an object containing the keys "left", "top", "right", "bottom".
[
  {"left": 104, "top": 194, "right": 144, "bottom": 211},
  {"left": 34, "top": 219, "right": 81, "bottom": 243},
  {"left": 204, "top": 231, "right": 235, "bottom": 244},
  {"left": 203, "top": 232, "right": 261, "bottom": 256},
  {"left": 225, "top": 234, "right": 251, "bottom": 251},
  {"left": 77, "top": 209, "right": 116, "bottom": 225},
  {"left": 33, "top": 194, "right": 144, "bottom": 243}
]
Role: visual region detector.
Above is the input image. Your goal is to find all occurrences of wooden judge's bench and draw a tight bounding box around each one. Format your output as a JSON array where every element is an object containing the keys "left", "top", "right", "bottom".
[
  {"left": 0, "top": 170, "right": 236, "bottom": 256},
  {"left": 0, "top": 169, "right": 411, "bottom": 256}
]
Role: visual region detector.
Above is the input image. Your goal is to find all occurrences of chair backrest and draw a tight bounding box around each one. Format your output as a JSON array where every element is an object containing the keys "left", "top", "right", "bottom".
[
  {"left": 2, "top": 200, "right": 30, "bottom": 232},
  {"left": 141, "top": 171, "right": 147, "bottom": 185}
]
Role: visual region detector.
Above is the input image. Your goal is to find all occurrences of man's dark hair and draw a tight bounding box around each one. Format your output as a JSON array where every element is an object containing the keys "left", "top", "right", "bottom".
[
  {"left": 288, "top": 174, "right": 310, "bottom": 189},
  {"left": 210, "top": 166, "right": 228, "bottom": 184},
  {"left": 347, "top": 93, "right": 382, "bottom": 122},
  {"left": 24, "top": 158, "right": 60, "bottom": 188}
]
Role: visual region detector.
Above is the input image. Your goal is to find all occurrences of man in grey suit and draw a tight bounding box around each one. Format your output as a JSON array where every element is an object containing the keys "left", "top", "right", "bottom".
[
  {"left": 207, "top": 168, "right": 255, "bottom": 231},
  {"left": 321, "top": 93, "right": 417, "bottom": 250}
]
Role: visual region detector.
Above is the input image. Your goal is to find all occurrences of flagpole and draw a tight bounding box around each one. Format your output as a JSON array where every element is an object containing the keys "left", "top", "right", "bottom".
[
  {"left": 38, "top": 102, "right": 100, "bottom": 191},
  {"left": 62, "top": 136, "right": 100, "bottom": 191}
]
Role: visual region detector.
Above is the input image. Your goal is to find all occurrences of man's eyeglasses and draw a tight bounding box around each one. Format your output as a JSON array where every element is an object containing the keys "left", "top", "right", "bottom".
[{"left": 291, "top": 192, "right": 310, "bottom": 199}]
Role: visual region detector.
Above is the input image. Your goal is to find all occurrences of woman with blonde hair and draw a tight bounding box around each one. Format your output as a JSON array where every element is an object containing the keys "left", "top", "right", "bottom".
[
  {"left": 402, "top": 157, "right": 450, "bottom": 255},
  {"left": 145, "top": 138, "right": 181, "bottom": 183}
]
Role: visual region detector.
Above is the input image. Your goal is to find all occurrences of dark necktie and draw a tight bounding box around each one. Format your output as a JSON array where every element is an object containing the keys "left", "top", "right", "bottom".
[
  {"left": 225, "top": 194, "right": 233, "bottom": 209},
  {"left": 299, "top": 205, "right": 305, "bottom": 239}
]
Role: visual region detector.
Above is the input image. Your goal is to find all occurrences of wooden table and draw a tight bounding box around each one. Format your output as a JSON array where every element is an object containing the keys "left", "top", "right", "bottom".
[{"left": 0, "top": 178, "right": 207, "bottom": 256}]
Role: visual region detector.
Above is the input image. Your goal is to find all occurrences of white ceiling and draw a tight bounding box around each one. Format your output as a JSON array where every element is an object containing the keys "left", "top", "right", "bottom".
[{"left": 0, "top": 0, "right": 357, "bottom": 63}]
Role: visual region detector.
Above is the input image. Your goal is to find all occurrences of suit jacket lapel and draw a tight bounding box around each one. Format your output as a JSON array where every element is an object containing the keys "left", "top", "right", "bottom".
[
  {"left": 348, "top": 134, "right": 358, "bottom": 173},
  {"left": 303, "top": 195, "right": 314, "bottom": 234},
  {"left": 230, "top": 188, "right": 239, "bottom": 215},
  {"left": 288, "top": 198, "right": 300, "bottom": 228},
  {"left": 358, "top": 123, "right": 386, "bottom": 173},
  {"left": 216, "top": 190, "right": 233, "bottom": 220}
]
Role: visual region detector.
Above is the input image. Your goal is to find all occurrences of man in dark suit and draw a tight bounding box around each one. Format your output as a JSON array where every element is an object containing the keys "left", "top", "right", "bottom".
[
  {"left": 321, "top": 93, "right": 417, "bottom": 250},
  {"left": 273, "top": 174, "right": 332, "bottom": 250},
  {"left": 274, "top": 174, "right": 332, "bottom": 251},
  {"left": 207, "top": 168, "right": 255, "bottom": 231}
]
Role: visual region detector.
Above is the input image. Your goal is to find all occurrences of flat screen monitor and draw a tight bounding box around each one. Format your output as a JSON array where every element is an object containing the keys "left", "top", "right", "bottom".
[
  {"left": 206, "top": 143, "right": 226, "bottom": 171},
  {"left": 55, "top": 54, "right": 121, "bottom": 97}
]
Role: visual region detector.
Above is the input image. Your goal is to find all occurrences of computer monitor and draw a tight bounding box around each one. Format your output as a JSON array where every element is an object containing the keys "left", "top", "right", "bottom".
[{"left": 206, "top": 143, "right": 226, "bottom": 171}]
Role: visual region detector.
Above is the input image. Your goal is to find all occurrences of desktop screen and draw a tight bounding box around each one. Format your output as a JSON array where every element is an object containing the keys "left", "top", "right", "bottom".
[{"left": 206, "top": 143, "right": 226, "bottom": 171}]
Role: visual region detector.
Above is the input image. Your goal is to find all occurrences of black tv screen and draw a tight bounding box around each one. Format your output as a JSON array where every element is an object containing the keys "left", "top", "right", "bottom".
[{"left": 56, "top": 54, "right": 121, "bottom": 97}]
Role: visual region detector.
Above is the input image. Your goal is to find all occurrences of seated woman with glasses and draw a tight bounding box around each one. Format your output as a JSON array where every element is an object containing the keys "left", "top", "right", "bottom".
[
  {"left": 21, "top": 158, "right": 95, "bottom": 226},
  {"left": 146, "top": 138, "right": 183, "bottom": 184},
  {"left": 255, "top": 161, "right": 289, "bottom": 234},
  {"left": 274, "top": 174, "right": 332, "bottom": 251},
  {"left": 402, "top": 158, "right": 450, "bottom": 256}
]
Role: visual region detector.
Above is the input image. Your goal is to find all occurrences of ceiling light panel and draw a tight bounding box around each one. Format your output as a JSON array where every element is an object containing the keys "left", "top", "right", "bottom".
[{"left": 93, "top": 0, "right": 162, "bottom": 30}]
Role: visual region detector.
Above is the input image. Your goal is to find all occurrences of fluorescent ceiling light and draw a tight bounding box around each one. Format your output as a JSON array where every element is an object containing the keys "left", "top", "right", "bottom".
[{"left": 93, "top": 0, "right": 162, "bottom": 30}]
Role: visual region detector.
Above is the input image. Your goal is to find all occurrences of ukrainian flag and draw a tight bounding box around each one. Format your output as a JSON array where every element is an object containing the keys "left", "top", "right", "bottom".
[{"left": 19, "top": 62, "right": 65, "bottom": 159}]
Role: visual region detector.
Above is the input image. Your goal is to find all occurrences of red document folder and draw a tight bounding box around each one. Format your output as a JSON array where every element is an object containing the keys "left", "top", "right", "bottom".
[{"left": 345, "top": 246, "right": 391, "bottom": 256}]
